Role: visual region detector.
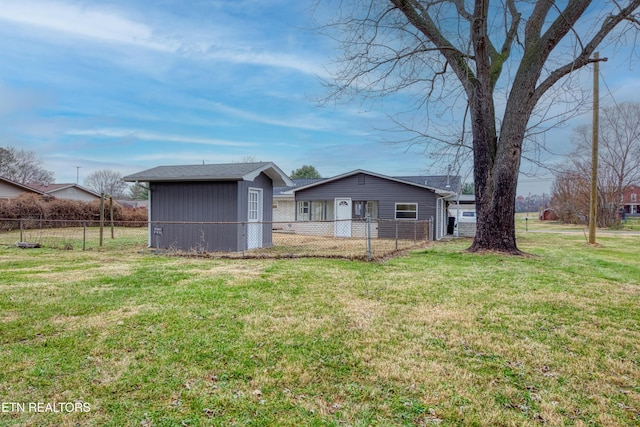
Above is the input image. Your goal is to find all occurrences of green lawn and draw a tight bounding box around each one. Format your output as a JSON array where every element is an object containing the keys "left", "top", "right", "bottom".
[{"left": 1, "top": 226, "right": 639, "bottom": 426}]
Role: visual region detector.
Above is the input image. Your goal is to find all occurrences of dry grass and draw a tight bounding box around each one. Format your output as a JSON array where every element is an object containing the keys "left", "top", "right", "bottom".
[{"left": 0, "top": 229, "right": 639, "bottom": 426}]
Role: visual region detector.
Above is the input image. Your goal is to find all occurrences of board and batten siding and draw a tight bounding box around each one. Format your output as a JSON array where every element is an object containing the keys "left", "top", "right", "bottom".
[
  {"left": 295, "top": 173, "right": 438, "bottom": 239},
  {"left": 148, "top": 172, "right": 275, "bottom": 252},
  {"left": 149, "top": 181, "right": 240, "bottom": 252}
]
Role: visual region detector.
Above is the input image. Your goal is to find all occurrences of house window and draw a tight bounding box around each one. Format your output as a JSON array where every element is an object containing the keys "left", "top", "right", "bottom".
[
  {"left": 395, "top": 203, "right": 418, "bottom": 220},
  {"left": 296, "top": 200, "right": 334, "bottom": 221},
  {"left": 297, "top": 201, "right": 310, "bottom": 221},
  {"left": 632, "top": 193, "right": 637, "bottom": 202},
  {"left": 353, "top": 200, "right": 378, "bottom": 219}
]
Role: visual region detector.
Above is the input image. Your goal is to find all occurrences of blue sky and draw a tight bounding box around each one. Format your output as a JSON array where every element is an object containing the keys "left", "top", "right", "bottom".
[{"left": 1, "top": 1, "right": 638, "bottom": 196}]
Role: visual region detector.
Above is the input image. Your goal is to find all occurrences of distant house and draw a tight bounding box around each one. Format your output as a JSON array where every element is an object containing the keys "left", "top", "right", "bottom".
[
  {"left": 274, "top": 170, "right": 464, "bottom": 240},
  {"left": 124, "top": 162, "right": 293, "bottom": 252},
  {"left": 25, "top": 183, "right": 100, "bottom": 202},
  {"left": 622, "top": 184, "right": 640, "bottom": 216},
  {"left": 0, "top": 176, "right": 44, "bottom": 199}
]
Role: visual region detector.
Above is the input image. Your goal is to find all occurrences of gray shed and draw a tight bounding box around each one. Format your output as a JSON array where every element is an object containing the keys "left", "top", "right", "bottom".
[{"left": 124, "top": 162, "right": 293, "bottom": 252}]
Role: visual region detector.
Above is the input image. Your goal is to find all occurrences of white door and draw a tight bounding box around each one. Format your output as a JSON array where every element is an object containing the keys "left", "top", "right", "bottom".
[
  {"left": 247, "top": 188, "right": 263, "bottom": 249},
  {"left": 334, "top": 198, "right": 352, "bottom": 237}
]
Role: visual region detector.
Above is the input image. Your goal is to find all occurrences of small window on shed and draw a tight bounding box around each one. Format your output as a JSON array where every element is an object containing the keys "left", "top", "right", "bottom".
[{"left": 358, "top": 174, "right": 365, "bottom": 185}]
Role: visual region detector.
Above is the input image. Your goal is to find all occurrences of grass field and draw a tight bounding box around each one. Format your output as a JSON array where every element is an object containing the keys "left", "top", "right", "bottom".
[{"left": 1, "top": 221, "right": 639, "bottom": 426}]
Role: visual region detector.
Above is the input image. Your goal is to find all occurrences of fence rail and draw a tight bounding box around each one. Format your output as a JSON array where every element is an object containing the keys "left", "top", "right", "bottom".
[{"left": 0, "top": 217, "right": 432, "bottom": 260}]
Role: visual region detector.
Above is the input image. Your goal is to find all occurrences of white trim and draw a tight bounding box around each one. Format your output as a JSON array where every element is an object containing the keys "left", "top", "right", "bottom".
[
  {"left": 395, "top": 202, "right": 418, "bottom": 220},
  {"left": 335, "top": 198, "right": 352, "bottom": 237},
  {"left": 247, "top": 187, "right": 263, "bottom": 249}
]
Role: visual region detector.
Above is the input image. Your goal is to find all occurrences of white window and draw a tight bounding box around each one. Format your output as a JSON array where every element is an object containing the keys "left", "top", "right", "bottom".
[
  {"left": 248, "top": 189, "right": 260, "bottom": 221},
  {"left": 297, "top": 200, "right": 335, "bottom": 221},
  {"left": 297, "top": 201, "right": 310, "bottom": 221},
  {"left": 395, "top": 203, "right": 418, "bottom": 220},
  {"left": 632, "top": 193, "right": 637, "bottom": 202},
  {"left": 353, "top": 200, "right": 379, "bottom": 219}
]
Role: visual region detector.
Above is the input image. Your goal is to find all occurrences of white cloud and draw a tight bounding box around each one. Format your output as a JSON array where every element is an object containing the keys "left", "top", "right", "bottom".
[
  {"left": 209, "top": 102, "right": 334, "bottom": 131},
  {"left": 0, "top": 0, "right": 325, "bottom": 76},
  {"left": 0, "top": 1, "right": 177, "bottom": 52},
  {"left": 66, "top": 128, "right": 256, "bottom": 147}
]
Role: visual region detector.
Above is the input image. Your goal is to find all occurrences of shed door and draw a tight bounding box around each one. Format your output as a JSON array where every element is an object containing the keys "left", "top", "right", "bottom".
[
  {"left": 247, "top": 188, "right": 263, "bottom": 249},
  {"left": 335, "top": 198, "right": 352, "bottom": 237}
]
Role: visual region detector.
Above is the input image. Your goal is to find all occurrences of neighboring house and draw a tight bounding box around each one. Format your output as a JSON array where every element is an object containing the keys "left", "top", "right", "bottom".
[
  {"left": 621, "top": 184, "right": 640, "bottom": 216},
  {"left": 123, "top": 162, "right": 293, "bottom": 252},
  {"left": 25, "top": 183, "right": 101, "bottom": 202},
  {"left": 0, "top": 176, "right": 45, "bottom": 199},
  {"left": 274, "top": 170, "right": 462, "bottom": 240},
  {"left": 447, "top": 194, "right": 477, "bottom": 237}
]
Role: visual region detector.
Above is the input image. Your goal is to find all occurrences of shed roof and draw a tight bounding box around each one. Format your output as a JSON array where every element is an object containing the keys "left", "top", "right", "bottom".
[{"left": 123, "top": 162, "right": 294, "bottom": 187}]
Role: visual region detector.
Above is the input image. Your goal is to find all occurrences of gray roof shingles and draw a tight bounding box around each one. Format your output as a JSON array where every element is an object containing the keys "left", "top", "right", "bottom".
[{"left": 124, "top": 162, "right": 292, "bottom": 187}]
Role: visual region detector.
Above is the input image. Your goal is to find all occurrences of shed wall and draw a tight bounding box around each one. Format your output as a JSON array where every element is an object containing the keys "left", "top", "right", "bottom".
[
  {"left": 149, "top": 181, "right": 240, "bottom": 251},
  {"left": 237, "top": 172, "right": 274, "bottom": 248}
]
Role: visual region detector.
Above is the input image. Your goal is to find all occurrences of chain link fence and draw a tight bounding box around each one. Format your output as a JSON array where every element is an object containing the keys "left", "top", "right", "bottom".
[{"left": 0, "top": 217, "right": 432, "bottom": 260}]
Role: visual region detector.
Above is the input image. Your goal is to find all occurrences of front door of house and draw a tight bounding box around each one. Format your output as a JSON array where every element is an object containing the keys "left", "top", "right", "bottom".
[
  {"left": 247, "top": 188, "right": 263, "bottom": 249},
  {"left": 334, "top": 198, "right": 352, "bottom": 237}
]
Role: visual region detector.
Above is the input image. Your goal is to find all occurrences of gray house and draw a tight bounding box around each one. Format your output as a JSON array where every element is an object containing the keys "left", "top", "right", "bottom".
[
  {"left": 280, "top": 170, "right": 458, "bottom": 240},
  {"left": 124, "top": 162, "right": 293, "bottom": 252}
]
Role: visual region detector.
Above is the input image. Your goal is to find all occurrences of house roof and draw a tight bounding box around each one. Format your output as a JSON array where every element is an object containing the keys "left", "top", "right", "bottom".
[
  {"left": 393, "top": 175, "right": 461, "bottom": 193},
  {"left": 274, "top": 178, "right": 327, "bottom": 196},
  {"left": 0, "top": 176, "right": 46, "bottom": 195},
  {"left": 289, "top": 169, "right": 458, "bottom": 196},
  {"left": 123, "top": 162, "right": 294, "bottom": 187},
  {"left": 26, "top": 183, "right": 100, "bottom": 197}
]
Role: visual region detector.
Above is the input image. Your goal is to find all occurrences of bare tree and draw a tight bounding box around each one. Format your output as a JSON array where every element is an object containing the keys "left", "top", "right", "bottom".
[
  {"left": 85, "top": 169, "right": 128, "bottom": 198},
  {"left": 552, "top": 102, "right": 640, "bottom": 226},
  {"left": 317, "top": 0, "right": 640, "bottom": 253},
  {"left": 0, "top": 146, "right": 54, "bottom": 184}
]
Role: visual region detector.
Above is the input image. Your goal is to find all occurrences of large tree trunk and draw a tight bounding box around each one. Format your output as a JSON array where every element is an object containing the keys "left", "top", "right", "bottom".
[
  {"left": 466, "top": 81, "right": 524, "bottom": 255},
  {"left": 469, "top": 133, "right": 522, "bottom": 254}
]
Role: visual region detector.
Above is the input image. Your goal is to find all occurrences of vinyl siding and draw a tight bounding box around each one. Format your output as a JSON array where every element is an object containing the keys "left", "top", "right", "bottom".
[
  {"left": 148, "top": 174, "right": 274, "bottom": 252},
  {"left": 149, "top": 181, "right": 240, "bottom": 252},
  {"left": 295, "top": 173, "right": 438, "bottom": 239}
]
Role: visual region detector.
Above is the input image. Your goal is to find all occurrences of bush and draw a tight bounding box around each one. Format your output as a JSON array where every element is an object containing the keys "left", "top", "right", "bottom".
[{"left": 0, "top": 195, "right": 148, "bottom": 230}]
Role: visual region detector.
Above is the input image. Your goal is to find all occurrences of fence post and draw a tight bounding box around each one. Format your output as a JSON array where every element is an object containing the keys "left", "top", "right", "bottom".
[
  {"left": 110, "top": 195, "right": 115, "bottom": 239},
  {"left": 366, "top": 215, "right": 372, "bottom": 260},
  {"left": 20, "top": 219, "right": 23, "bottom": 242},
  {"left": 83, "top": 222, "right": 86, "bottom": 251},
  {"left": 395, "top": 220, "right": 398, "bottom": 251},
  {"left": 99, "top": 193, "right": 104, "bottom": 247}
]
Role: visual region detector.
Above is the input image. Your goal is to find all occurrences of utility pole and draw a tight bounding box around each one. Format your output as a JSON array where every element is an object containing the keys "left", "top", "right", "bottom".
[{"left": 589, "top": 52, "right": 605, "bottom": 245}]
